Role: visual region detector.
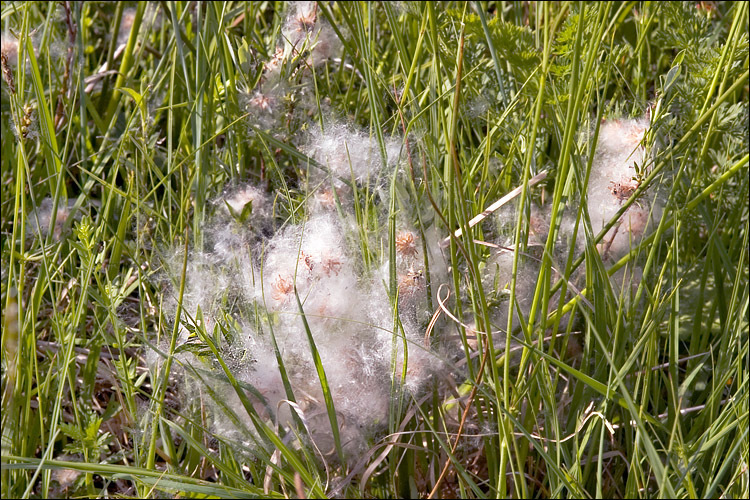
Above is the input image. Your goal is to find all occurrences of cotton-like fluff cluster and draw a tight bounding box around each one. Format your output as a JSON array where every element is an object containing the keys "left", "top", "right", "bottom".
[
  {"left": 26, "top": 197, "right": 79, "bottom": 241},
  {"left": 156, "top": 1, "right": 434, "bottom": 461},
  {"left": 2, "top": 31, "right": 36, "bottom": 94},
  {"left": 157, "top": 195, "right": 447, "bottom": 461},
  {"left": 240, "top": 81, "right": 292, "bottom": 135},
  {"left": 218, "top": 183, "right": 272, "bottom": 236},
  {"left": 525, "top": 115, "right": 661, "bottom": 265},
  {"left": 1, "top": 32, "right": 19, "bottom": 68},
  {"left": 584, "top": 116, "right": 662, "bottom": 262},
  {"left": 1, "top": 28, "right": 65, "bottom": 79},
  {"left": 159, "top": 245, "right": 234, "bottom": 339},
  {"left": 258, "top": 213, "right": 359, "bottom": 318},
  {"left": 247, "top": 213, "right": 396, "bottom": 455},
  {"left": 302, "top": 120, "right": 403, "bottom": 205},
  {"left": 0, "top": 30, "right": 44, "bottom": 70},
  {"left": 243, "top": 2, "right": 339, "bottom": 135},
  {"left": 158, "top": 185, "right": 272, "bottom": 341},
  {"left": 482, "top": 113, "right": 662, "bottom": 331},
  {"left": 387, "top": 225, "right": 450, "bottom": 393},
  {"left": 279, "top": 1, "right": 339, "bottom": 65}
]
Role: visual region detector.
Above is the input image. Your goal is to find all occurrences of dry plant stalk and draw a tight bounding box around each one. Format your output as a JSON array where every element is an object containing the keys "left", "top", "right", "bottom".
[{"left": 442, "top": 170, "right": 548, "bottom": 247}]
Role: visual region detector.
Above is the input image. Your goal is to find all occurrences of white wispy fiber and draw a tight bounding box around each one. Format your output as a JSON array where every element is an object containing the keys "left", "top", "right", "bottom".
[
  {"left": 218, "top": 183, "right": 272, "bottom": 234},
  {"left": 1, "top": 32, "right": 20, "bottom": 67},
  {"left": 242, "top": 1, "right": 341, "bottom": 137},
  {"left": 239, "top": 83, "right": 290, "bottom": 136},
  {"left": 26, "top": 197, "right": 80, "bottom": 241},
  {"left": 302, "top": 120, "right": 403, "bottom": 194},
  {"left": 483, "top": 113, "right": 663, "bottom": 330},
  {"left": 280, "top": 1, "right": 339, "bottom": 65},
  {"left": 585, "top": 115, "right": 662, "bottom": 262},
  {"left": 157, "top": 192, "right": 446, "bottom": 461}
]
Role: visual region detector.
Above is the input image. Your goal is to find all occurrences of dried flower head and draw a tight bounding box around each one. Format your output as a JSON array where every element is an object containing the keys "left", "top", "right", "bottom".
[
  {"left": 608, "top": 179, "right": 638, "bottom": 203},
  {"left": 248, "top": 92, "right": 275, "bottom": 114},
  {"left": 321, "top": 255, "right": 342, "bottom": 277},
  {"left": 1, "top": 33, "right": 19, "bottom": 94},
  {"left": 577, "top": 112, "right": 661, "bottom": 264},
  {"left": 16, "top": 102, "right": 36, "bottom": 139},
  {"left": 263, "top": 46, "right": 285, "bottom": 74},
  {"left": 298, "top": 251, "right": 315, "bottom": 273},
  {"left": 396, "top": 231, "right": 419, "bottom": 259},
  {"left": 277, "top": 1, "right": 340, "bottom": 68},
  {"left": 292, "top": 2, "right": 317, "bottom": 34},
  {"left": 282, "top": 2, "right": 320, "bottom": 52},
  {"left": 271, "top": 274, "right": 294, "bottom": 302},
  {"left": 1, "top": 53, "right": 14, "bottom": 94},
  {"left": 52, "top": 466, "right": 81, "bottom": 492}
]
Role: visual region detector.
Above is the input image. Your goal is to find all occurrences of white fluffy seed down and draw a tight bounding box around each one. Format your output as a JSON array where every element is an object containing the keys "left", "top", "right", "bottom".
[
  {"left": 585, "top": 116, "right": 662, "bottom": 262},
  {"left": 27, "top": 198, "right": 79, "bottom": 241},
  {"left": 484, "top": 113, "right": 663, "bottom": 330},
  {"left": 280, "top": 1, "right": 339, "bottom": 64},
  {"left": 302, "top": 120, "right": 402, "bottom": 191},
  {"left": 158, "top": 197, "right": 445, "bottom": 461}
]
